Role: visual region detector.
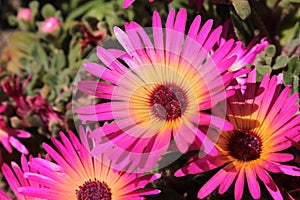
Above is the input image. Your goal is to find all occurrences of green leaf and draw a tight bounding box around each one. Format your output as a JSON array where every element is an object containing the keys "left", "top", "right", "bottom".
[
  {"left": 287, "top": 55, "right": 300, "bottom": 75},
  {"left": 230, "top": 9, "right": 254, "bottom": 44},
  {"left": 29, "top": 1, "right": 39, "bottom": 10},
  {"left": 273, "top": 55, "right": 289, "bottom": 70},
  {"left": 43, "top": 74, "right": 57, "bottom": 87},
  {"left": 8, "top": 15, "right": 17, "bottom": 26},
  {"left": 31, "top": 43, "right": 49, "bottom": 70},
  {"left": 283, "top": 71, "right": 293, "bottom": 85},
  {"left": 41, "top": 4, "right": 56, "bottom": 19},
  {"left": 51, "top": 49, "right": 66, "bottom": 71},
  {"left": 232, "top": 0, "right": 251, "bottom": 20},
  {"left": 66, "top": 1, "right": 101, "bottom": 22},
  {"left": 289, "top": 0, "right": 300, "bottom": 3},
  {"left": 9, "top": 32, "right": 38, "bottom": 54},
  {"left": 265, "top": 45, "right": 276, "bottom": 57},
  {"left": 257, "top": 65, "right": 272, "bottom": 74}
]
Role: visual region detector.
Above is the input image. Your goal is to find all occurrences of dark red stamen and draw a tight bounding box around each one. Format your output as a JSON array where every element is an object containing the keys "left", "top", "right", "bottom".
[
  {"left": 229, "top": 130, "right": 262, "bottom": 161},
  {"left": 150, "top": 85, "right": 186, "bottom": 120},
  {"left": 76, "top": 179, "right": 112, "bottom": 200}
]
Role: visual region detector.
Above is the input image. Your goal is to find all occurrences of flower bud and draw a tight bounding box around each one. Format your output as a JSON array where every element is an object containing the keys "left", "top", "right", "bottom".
[
  {"left": 17, "top": 8, "right": 31, "bottom": 23},
  {"left": 40, "top": 17, "right": 61, "bottom": 35}
]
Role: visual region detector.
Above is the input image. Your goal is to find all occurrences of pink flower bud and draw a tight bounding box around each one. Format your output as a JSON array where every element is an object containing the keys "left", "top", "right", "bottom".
[
  {"left": 41, "top": 17, "right": 61, "bottom": 35},
  {"left": 17, "top": 8, "right": 31, "bottom": 23}
]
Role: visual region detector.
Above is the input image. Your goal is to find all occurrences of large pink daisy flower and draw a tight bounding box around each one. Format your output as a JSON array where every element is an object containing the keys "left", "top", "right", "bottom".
[
  {"left": 1, "top": 154, "right": 43, "bottom": 200},
  {"left": 75, "top": 8, "right": 249, "bottom": 172},
  {"left": 19, "top": 130, "right": 161, "bottom": 199},
  {"left": 175, "top": 70, "right": 300, "bottom": 200}
]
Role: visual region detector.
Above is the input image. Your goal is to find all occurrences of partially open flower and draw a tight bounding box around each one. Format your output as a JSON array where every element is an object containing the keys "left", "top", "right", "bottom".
[
  {"left": 17, "top": 8, "right": 31, "bottom": 23},
  {"left": 40, "top": 17, "right": 61, "bottom": 36}
]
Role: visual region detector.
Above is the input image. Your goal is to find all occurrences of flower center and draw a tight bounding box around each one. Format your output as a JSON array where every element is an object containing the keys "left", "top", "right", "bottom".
[
  {"left": 229, "top": 130, "right": 262, "bottom": 161},
  {"left": 76, "top": 179, "right": 112, "bottom": 200},
  {"left": 150, "top": 85, "right": 187, "bottom": 120}
]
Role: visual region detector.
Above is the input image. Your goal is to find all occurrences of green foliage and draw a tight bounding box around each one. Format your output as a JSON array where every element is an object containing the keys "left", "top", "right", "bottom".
[
  {"left": 232, "top": 0, "right": 251, "bottom": 20},
  {"left": 41, "top": 4, "right": 56, "bottom": 19}
]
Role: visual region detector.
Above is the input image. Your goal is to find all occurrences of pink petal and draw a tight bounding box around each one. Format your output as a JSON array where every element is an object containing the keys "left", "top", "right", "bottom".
[
  {"left": 0, "top": 189, "right": 11, "bottom": 200},
  {"left": 1, "top": 138, "right": 13, "bottom": 153},
  {"left": 268, "top": 153, "right": 294, "bottom": 162},
  {"left": 9, "top": 136, "right": 28, "bottom": 154},
  {"left": 218, "top": 165, "right": 238, "bottom": 194},
  {"left": 19, "top": 187, "right": 59, "bottom": 199},
  {"left": 198, "top": 167, "right": 227, "bottom": 199},
  {"left": 234, "top": 167, "right": 245, "bottom": 200},
  {"left": 123, "top": 0, "right": 135, "bottom": 8},
  {"left": 256, "top": 168, "right": 283, "bottom": 200},
  {"left": 82, "top": 62, "right": 120, "bottom": 83},
  {"left": 245, "top": 167, "right": 261, "bottom": 199},
  {"left": 174, "top": 155, "right": 228, "bottom": 176},
  {"left": 279, "top": 164, "right": 300, "bottom": 176}
]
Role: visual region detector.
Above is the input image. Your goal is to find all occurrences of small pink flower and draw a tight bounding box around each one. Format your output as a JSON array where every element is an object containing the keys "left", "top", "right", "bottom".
[
  {"left": 0, "top": 104, "right": 30, "bottom": 154},
  {"left": 0, "top": 119, "right": 31, "bottom": 154},
  {"left": 17, "top": 8, "right": 31, "bottom": 23},
  {"left": 40, "top": 17, "right": 61, "bottom": 35}
]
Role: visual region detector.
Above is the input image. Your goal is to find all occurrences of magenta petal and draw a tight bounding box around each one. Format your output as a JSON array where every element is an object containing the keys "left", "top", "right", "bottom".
[
  {"left": 9, "top": 136, "right": 28, "bottom": 154},
  {"left": 14, "top": 130, "right": 31, "bottom": 138},
  {"left": 198, "top": 168, "right": 226, "bottom": 199},
  {"left": 2, "top": 164, "right": 19, "bottom": 196},
  {"left": 19, "top": 187, "right": 59, "bottom": 199},
  {"left": 256, "top": 168, "right": 283, "bottom": 200},
  {"left": 174, "top": 155, "right": 228, "bottom": 176},
  {"left": 234, "top": 168, "right": 245, "bottom": 200},
  {"left": 245, "top": 167, "right": 261, "bottom": 199},
  {"left": 127, "top": 188, "right": 161, "bottom": 196},
  {"left": 279, "top": 164, "right": 300, "bottom": 176},
  {"left": 1, "top": 138, "right": 13, "bottom": 153},
  {"left": 122, "top": 0, "right": 135, "bottom": 8},
  {"left": 0, "top": 189, "right": 12, "bottom": 200},
  {"left": 218, "top": 165, "right": 237, "bottom": 194}
]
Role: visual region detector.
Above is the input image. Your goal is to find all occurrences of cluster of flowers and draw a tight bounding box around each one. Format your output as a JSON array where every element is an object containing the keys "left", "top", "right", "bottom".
[{"left": 1, "top": 2, "right": 299, "bottom": 200}]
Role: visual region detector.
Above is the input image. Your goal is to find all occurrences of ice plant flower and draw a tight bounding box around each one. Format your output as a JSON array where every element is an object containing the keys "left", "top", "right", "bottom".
[
  {"left": 17, "top": 8, "right": 31, "bottom": 23},
  {"left": 1, "top": 154, "right": 43, "bottom": 200},
  {"left": 40, "top": 17, "right": 61, "bottom": 35},
  {"left": 219, "top": 20, "right": 269, "bottom": 91},
  {"left": 122, "top": 0, "right": 203, "bottom": 8},
  {"left": 75, "top": 8, "right": 249, "bottom": 172},
  {"left": 175, "top": 70, "right": 300, "bottom": 200},
  {"left": 0, "top": 105, "right": 30, "bottom": 154},
  {"left": 19, "top": 130, "right": 161, "bottom": 199},
  {"left": 2, "top": 74, "right": 65, "bottom": 135}
]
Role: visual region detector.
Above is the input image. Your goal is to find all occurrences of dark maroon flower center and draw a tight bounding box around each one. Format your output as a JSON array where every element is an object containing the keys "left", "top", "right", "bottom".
[
  {"left": 229, "top": 130, "right": 262, "bottom": 161},
  {"left": 150, "top": 85, "right": 187, "bottom": 120},
  {"left": 76, "top": 179, "right": 112, "bottom": 200}
]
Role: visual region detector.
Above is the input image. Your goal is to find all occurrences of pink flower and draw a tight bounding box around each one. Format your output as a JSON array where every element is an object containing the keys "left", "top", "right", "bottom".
[
  {"left": 2, "top": 74, "right": 65, "bottom": 134},
  {"left": 1, "top": 154, "right": 43, "bottom": 200},
  {"left": 17, "top": 8, "right": 31, "bottom": 23},
  {"left": 175, "top": 70, "right": 300, "bottom": 200},
  {"left": 18, "top": 130, "right": 161, "bottom": 199},
  {"left": 0, "top": 105, "right": 31, "bottom": 154},
  {"left": 122, "top": 0, "right": 202, "bottom": 8},
  {"left": 40, "top": 17, "right": 61, "bottom": 35},
  {"left": 75, "top": 8, "right": 248, "bottom": 172},
  {"left": 219, "top": 20, "right": 269, "bottom": 92}
]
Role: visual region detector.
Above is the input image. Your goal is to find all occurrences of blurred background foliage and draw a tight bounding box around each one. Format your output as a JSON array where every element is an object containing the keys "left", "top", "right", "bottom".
[{"left": 0, "top": 0, "right": 299, "bottom": 199}]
